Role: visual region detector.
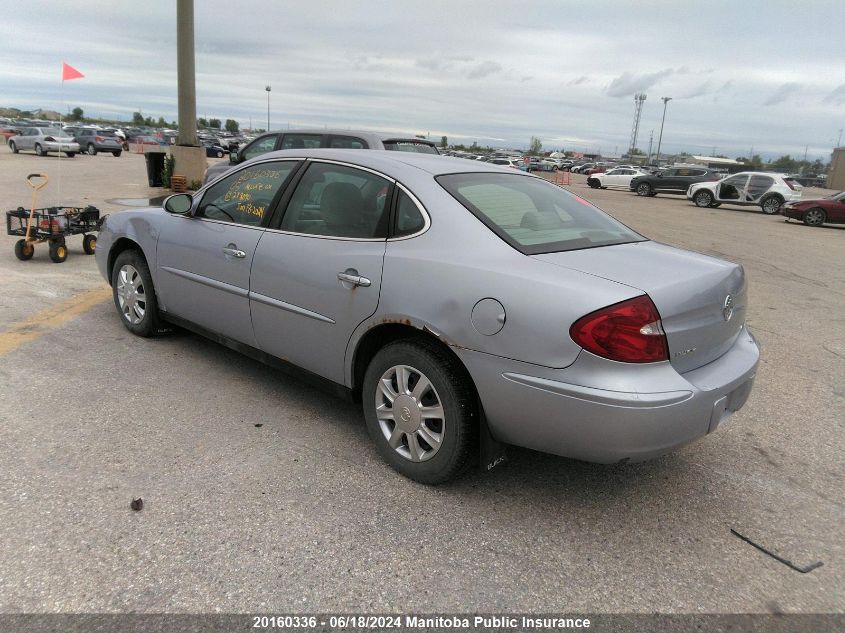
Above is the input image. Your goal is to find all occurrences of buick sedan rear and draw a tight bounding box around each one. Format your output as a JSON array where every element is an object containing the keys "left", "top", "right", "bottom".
[{"left": 95, "top": 149, "right": 759, "bottom": 483}]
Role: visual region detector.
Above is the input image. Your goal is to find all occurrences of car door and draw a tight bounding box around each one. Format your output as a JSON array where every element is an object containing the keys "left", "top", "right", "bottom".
[
  {"left": 655, "top": 169, "right": 677, "bottom": 190},
  {"left": 17, "top": 128, "right": 33, "bottom": 150},
  {"left": 250, "top": 160, "right": 392, "bottom": 384},
  {"left": 155, "top": 159, "right": 301, "bottom": 346},
  {"left": 746, "top": 175, "right": 774, "bottom": 202},
  {"left": 716, "top": 174, "right": 749, "bottom": 202}
]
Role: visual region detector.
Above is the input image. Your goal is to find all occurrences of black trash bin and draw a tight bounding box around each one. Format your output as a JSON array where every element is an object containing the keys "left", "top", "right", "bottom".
[{"left": 144, "top": 152, "right": 166, "bottom": 187}]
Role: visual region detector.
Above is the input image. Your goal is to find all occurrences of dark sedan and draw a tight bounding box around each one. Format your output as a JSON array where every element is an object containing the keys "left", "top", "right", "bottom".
[
  {"left": 780, "top": 191, "right": 845, "bottom": 226},
  {"left": 629, "top": 167, "right": 720, "bottom": 197}
]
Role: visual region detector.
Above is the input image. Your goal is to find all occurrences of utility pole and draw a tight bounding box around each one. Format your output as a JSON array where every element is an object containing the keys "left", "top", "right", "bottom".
[
  {"left": 838, "top": 128, "right": 843, "bottom": 148},
  {"left": 803, "top": 144, "right": 808, "bottom": 164},
  {"left": 265, "top": 85, "right": 271, "bottom": 131},
  {"left": 655, "top": 97, "right": 672, "bottom": 164},
  {"left": 176, "top": 0, "right": 198, "bottom": 146},
  {"left": 646, "top": 130, "right": 654, "bottom": 164}
]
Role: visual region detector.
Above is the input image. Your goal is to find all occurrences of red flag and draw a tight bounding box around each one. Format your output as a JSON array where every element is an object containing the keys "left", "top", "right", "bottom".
[{"left": 62, "top": 63, "right": 84, "bottom": 81}]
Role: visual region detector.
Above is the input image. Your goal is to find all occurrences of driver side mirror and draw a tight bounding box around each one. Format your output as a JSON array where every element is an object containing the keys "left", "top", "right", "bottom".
[
  {"left": 164, "top": 193, "right": 193, "bottom": 215},
  {"left": 229, "top": 151, "right": 239, "bottom": 164}
]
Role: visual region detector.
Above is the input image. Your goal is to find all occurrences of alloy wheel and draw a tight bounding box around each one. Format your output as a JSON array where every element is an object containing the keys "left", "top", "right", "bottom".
[
  {"left": 116, "top": 264, "right": 147, "bottom": 325},
  {"left": 375, "top": 364, "right": 445, "bottom": 463},
  {"left": 804, "top": 209, "right": 825, "bottom": 226}
]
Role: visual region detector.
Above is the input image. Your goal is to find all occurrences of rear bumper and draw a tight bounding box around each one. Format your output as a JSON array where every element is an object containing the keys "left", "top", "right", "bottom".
[{"left": 457, "top": 324, "right": 759, "bottom": 463}]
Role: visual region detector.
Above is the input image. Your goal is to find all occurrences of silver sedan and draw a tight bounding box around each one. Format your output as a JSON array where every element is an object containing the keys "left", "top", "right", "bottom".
[
  {"left": 95, "top": 149, "right": 759, "bottom": 483},
  {"left": 8, "top": 127, "right": 80, "bottom": 157}
]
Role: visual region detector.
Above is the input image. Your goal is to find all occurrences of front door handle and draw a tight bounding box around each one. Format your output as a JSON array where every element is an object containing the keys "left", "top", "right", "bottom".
[
  {"left": 337, "top": 270, "right": 371, "bottom": 287},
  {"left": 222, "top": 244, "right": 246, "bottom": 258}
]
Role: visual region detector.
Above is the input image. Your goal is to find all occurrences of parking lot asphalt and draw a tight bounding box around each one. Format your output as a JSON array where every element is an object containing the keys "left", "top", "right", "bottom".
[{"left": 0, "top": 151, "right": 842, "bottom": 613}]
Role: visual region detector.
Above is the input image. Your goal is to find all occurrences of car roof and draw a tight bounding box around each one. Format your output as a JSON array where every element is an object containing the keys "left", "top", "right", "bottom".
[
  {"left": 256, "top": 148, "right": 521, "bottom": 177},
  {"left": 259, "top": 128, "right": 437, "bottom": 145}
]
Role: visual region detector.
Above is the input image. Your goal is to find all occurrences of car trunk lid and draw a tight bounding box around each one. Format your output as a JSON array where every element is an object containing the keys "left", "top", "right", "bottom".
[{"left": 534, "top": 241, "right": 747, "bottom": 373}]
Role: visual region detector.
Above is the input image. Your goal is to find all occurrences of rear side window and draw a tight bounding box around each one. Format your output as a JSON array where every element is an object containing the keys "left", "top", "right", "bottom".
[
  {"left": 394, "top": 189, "right": 426, "bottom": 237},
  {"left": 328, "top": 136, "right": 367, "bottom": 149},
  {"left": 280, "top": 163, "right": 391, "bottom": 238},
  {"left": 281, "top": 134, "right": 322, "bottom": 149},
  {"left": 437, "top": 173, "right": 644, "bottom": 254},
  {"left": 383, "top": 141, "right": 439, "bottom": 154}
]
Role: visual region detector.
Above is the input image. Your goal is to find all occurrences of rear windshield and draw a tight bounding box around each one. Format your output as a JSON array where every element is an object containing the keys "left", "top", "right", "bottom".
[
  {"left": 437, "top": 173, "right": 645, "bottom": 254},
  {"left": 383, "top": 140, "right": 439, "bottom": 155}
]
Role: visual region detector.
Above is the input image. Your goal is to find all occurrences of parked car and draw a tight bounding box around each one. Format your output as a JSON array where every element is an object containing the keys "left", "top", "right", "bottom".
[
  {"left": 204, "top": 129, "right": 440, "bottom": 184},
  {"left": 8, "top": 127, "right": 80, "bottom": 157},
  {"left": 630, "top": 167, "right": 720, "bottom": 197},
  {"left": 487, "top": 158, "right": 521, "bottom": 169},
  {"left": 202, "top": 141, "right": 229, "bottom": 158},
  {"left": 687, "top": 172, "right": 802, "bottom": 214},
  {"left": 780, "top": 190, "right": 845, "bottom": 226},
  {"left": 572, "top": 162, "right": 595, "bottom": 174},
  {"left": 96, "top": 149, "right": 759, "bottom": 484},
  {"left": 587, "top": 168, "right": 649, "bottom": 189},
  {"left": 73, "top": 128, "right": 123, "bottom": 156}
]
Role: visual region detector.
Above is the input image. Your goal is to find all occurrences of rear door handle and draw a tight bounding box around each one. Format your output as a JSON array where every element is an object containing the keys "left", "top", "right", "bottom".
[
  {"left": 337, "top": 270, "right": 371, "bottom": 287},
  {"left": 222, "top": 244, "right": 246, "bottom": 258}
]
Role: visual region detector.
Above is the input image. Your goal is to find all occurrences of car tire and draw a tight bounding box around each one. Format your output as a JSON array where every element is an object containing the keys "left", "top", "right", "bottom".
[
  {"left": 14, "top": 239, "right": 34, "bottom": 261},
  {"left": 82, "top": 234, "right": 97, "bottom": 254},
  {"left": 362, "top": 338, "right": 478, "bottom": 485},
  {"left": 694, "top": 190, "right": 714, "bottom": 208},
  {"left": 87, "top": 143, "right": 97, "bottom": 156},
  {"left": 112, "top": 150, "right": 122, "bottom": 157},
  {"left": 35, "top": 143, "right": 44, "bottom": 157},
  {"left": 111, "top": 250, "right": 162, "bottom": 337},
  {"left": 761, "top": 195, "right": 783, "bottom": 215},
  {"left": 65, "top": 152, "right": 76, "bottom": 158},
  {"left": 588, "top": 178, "right": 600, "bottom": 189},
  {"left": 803, "top": 207, "right": 826, "bottom": 226},
  {"left": 216, "top": 150, "right": 224, "bottom": 158},
  {"left": 636, "top": 183, "right": 653, "bottom": 196},
  {"left": 48, "top": 240, "right": 67, "bottom": 263},
  {"left": 122, "top": 142, "right": 129, "bottom": 150},
  {"left": 9, "top": 141, "right": 18, "bottom": 154}
]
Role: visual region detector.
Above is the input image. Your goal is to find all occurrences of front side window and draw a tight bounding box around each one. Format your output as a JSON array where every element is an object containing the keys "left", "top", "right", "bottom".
[
  {"left": 281, "top": 134, "right": 322, "bottom": 150},
  {"left": 242, "top": 134, "right": 278, "bottom": 161},
  {"left": 438, "top": 173, "right": 645, "bottom": 254},
  {"left": 280, "top": 162, "right": 391, "bottom": 238},
  {"left": 197, "top": 161, "right": 298, "bottom": 226}
]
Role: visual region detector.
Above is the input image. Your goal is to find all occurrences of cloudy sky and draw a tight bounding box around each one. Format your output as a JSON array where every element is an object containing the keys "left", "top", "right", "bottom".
[{"left": 2, "top": 0, "right": 843, "bottom": 160}]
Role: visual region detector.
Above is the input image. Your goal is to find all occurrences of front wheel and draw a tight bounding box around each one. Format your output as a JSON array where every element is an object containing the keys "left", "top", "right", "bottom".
[
  {"left": 803, "top": 207, "right": 826, "bottom": 226},
  {"left": 694, "top": 190, "right": 714, "bottom": 208},
  {"left": 216, "top": 150, "right": 224, "bottom": 158},
  {"left": 82, "top": 234, "right": 97, "bottom": 254},
  {"left": 111, "top": 250, "right": 162, "bottom": 337},
  {"left": 636, "top": 183, "right": 653, "bottom": 197},
  {"left": 112, "top": 150, "right": 122, "bottom": 157},
  {"left": 35, "top": 143, "right": 45, "bottom": 156},
  {"left": 87, "top": 143, "right": 97, "bottom": 156},
  {"left": 588, "top": 178, "right": 600, "bottom": 189},
  {"left": 761, "top": 196, "right": 782, "bottom": 215},
  {"left": 362, "top": 339, "right": 478, "bottom": 484},
  {"left": 9, "top": 141, "right": 18, "bottom": 154},
  {"left": 14, "top": 239, "right": 34, "bottom": 261}
]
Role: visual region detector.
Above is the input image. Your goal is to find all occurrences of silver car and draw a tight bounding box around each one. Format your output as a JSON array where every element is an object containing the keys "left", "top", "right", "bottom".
[
  {"left": 96, "top": 149, "right": 759, "bottom": 483},
  {"left": 8, "top": 127, "right": 80, "bottom": 157}
]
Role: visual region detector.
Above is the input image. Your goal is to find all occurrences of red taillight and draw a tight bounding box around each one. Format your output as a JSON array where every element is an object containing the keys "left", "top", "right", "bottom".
[
  {"left": 96, "top": 135, "right": 105, "bottom": 142},
  {"left": 570, "top": 295, "right": 669, "bottom": 363}
]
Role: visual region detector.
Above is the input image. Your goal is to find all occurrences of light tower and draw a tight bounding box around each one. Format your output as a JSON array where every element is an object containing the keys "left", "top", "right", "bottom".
[{"left": 629, "top": 93, "right": 646, "bottom": 156}]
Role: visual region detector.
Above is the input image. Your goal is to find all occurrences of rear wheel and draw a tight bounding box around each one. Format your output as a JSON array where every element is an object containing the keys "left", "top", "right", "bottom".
[
  {"left": 111, "top": 250, "right": 161, "bottom": 337},
  {"left": 34, "top": 143, "right": 44, "bottom": 156},
  {"left": 761, "top": 195, "right": 783, "bottom": 215},
  {"left": 112, "top": 150, "right": 122, "bottom": 157},
  {"left": 87, "top": 143, "right": 97, "bottom": 156},
  {"left": 362, "top": 339, "right": 478, "bottom": 484},
  {"left": 82, "top": 234, "right": 97, "bottom": 254},
  {"left": 9, "top": 141, "right": 18, "bottom": 154},
  {"left": 588, "top": 178, "right": 600, "bottom": 189},
  {"left": 65, "top": 152, "right": 76, "bottom": 158},
  {"left": 14, "top": 239, "right": 34, "bottom": 261},
  {"left": 694, "top": 190, "right": 714, "bottom": 208},
  {"left": 803, "top": 207, "right": 826, "bottom": 226},
  {"left": 216, "top": 150, "right": 224, "bottom": 158},
  {"left": 48, "top": 241, "right": 67, "bottom": 263},
  {"left": 637, "top": 182, "right": 653, "bottom": 197}
]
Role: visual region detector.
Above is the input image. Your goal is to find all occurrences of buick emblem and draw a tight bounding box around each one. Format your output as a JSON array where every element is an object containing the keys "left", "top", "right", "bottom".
[
  {"left": 723, "top": 295, "right": 734, "bottom": 322},
  {"left": 400, "top": 406, "right": 412, "bottom": 423}
]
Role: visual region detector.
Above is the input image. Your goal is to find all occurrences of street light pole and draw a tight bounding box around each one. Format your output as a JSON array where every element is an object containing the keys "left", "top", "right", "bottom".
[
  {"left": 265, "top": 85, "right": 271, "bottom": 131},
  {"left": 655, "top": 97, "right": 672, "bottom": 165}
]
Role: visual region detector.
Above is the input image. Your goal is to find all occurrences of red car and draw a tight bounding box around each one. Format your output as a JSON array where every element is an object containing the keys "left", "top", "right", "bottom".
[{"left": 780, "top": 191, "right": 845, "bottom": 226}]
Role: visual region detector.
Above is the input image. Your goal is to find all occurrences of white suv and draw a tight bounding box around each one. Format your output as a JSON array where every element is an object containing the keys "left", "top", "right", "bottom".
[{"left": 687, "top": 172, "right": 802, "bottom": 214}]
